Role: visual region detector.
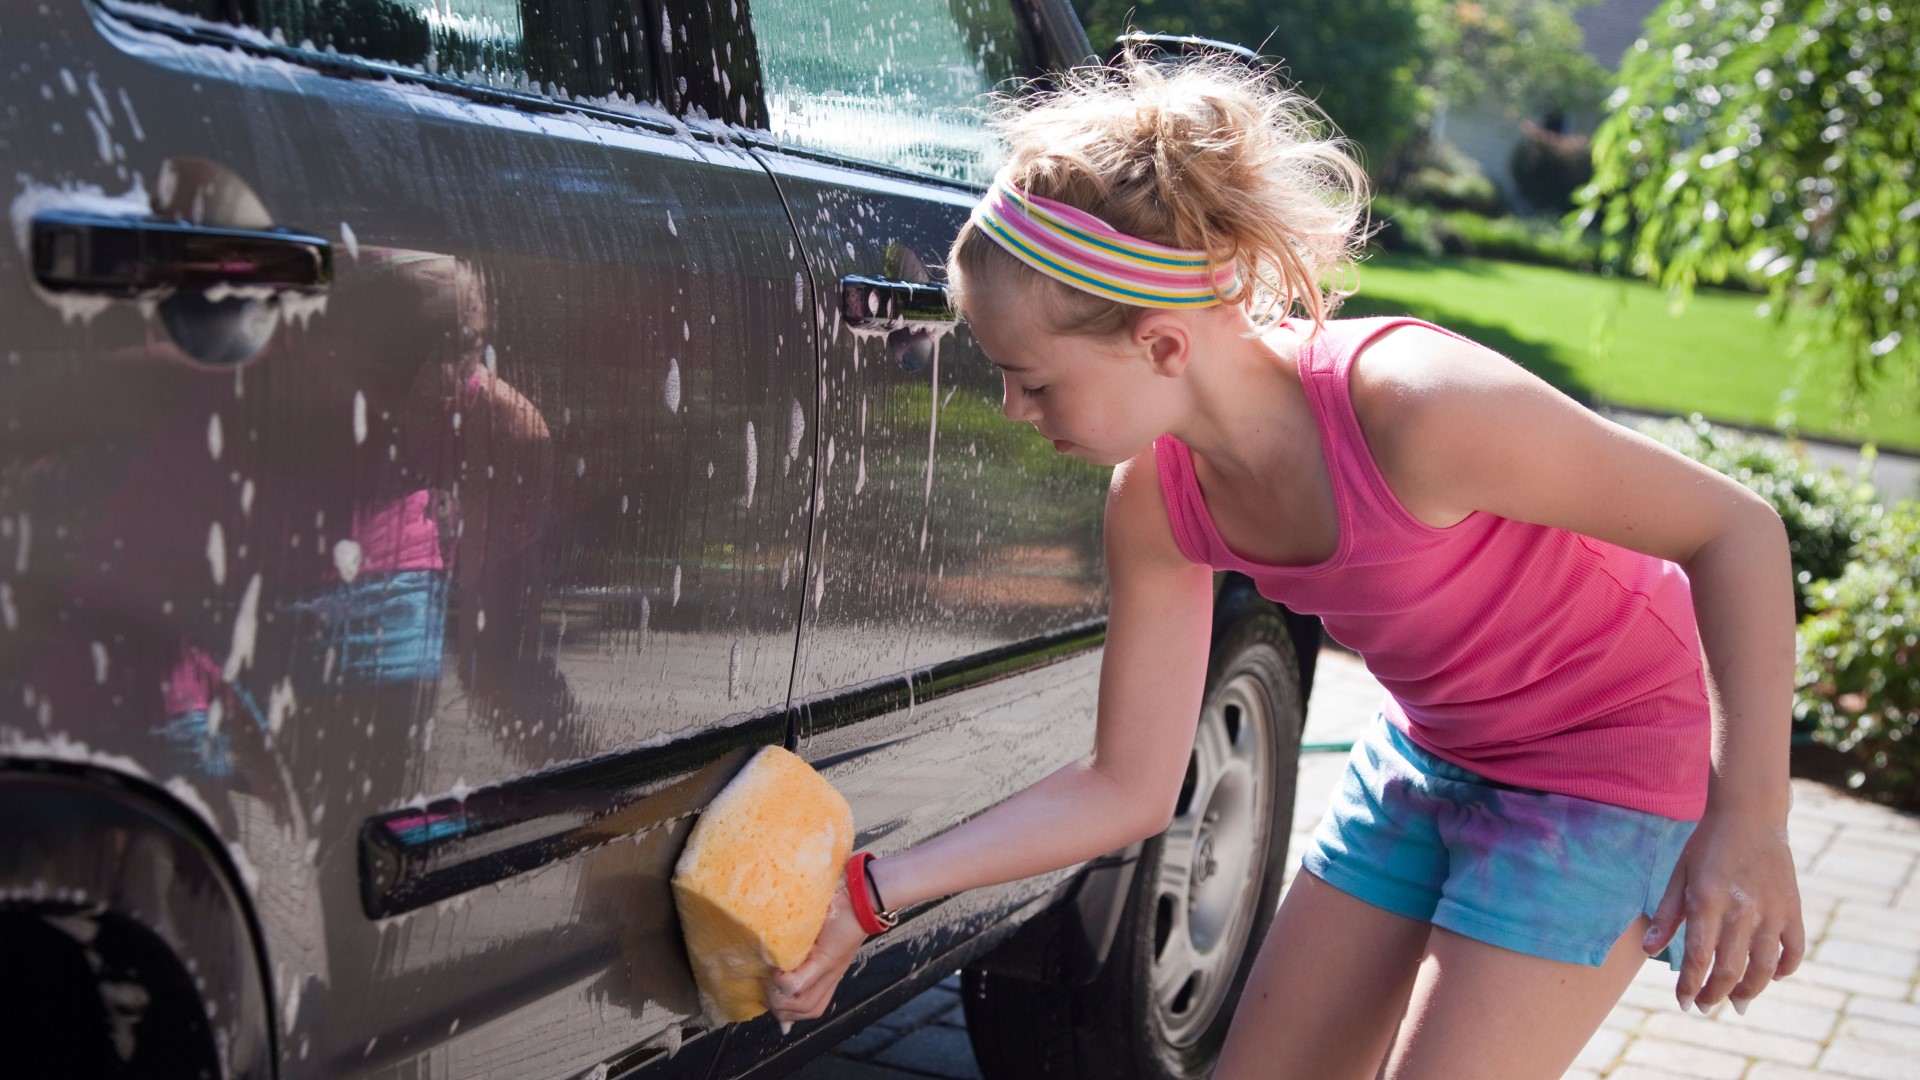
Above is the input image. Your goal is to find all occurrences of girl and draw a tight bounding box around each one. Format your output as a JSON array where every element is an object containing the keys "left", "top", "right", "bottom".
[{"left": 767, "top": 55, "right": 1804, "bottom": 1079}]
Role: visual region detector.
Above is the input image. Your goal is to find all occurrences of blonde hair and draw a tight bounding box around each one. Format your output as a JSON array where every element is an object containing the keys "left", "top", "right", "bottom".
[{"left": 949, "top": 53, "right": 1371, "bottom": 339}]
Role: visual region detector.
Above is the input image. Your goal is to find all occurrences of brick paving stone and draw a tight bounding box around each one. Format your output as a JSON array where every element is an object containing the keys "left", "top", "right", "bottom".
[
  {"left": 1712, "top": 992, "right": 1840, "bottom": 1043},
  {"left": 1813, "top": 939, "right": 1920, "bottom": 982},
  {"left": 1803, "top": 878, "right": 1903, "bottom": 907},
  {"left": 1631, "top": 957, "right": 1691, "bottom": 993},
  {"left": 1790, "top": 959, "right": 1917, "bottom": 1000},
  {"left": 1622, "top": 962, "right": 1693, "bottom": 1011},
  {"left": 1760, "top": 976, "right": 1850, "bottom": 1009},
  {"left": 1798, "top": 845, "right": 1838, "bottom": 873},
  {"left": 1795, "top": 787, "right": 1907, "bottom": 827},
  {"left": 1812, "top": 845, "right": 1918, "bottom": 891},
  {"left": 871, "top": 1026, "right": 982, "bottom": 1080},
  {"left": 1842, "top": 828, "right": 1920, "bottom": 857},
  {"left": 1802, "top": 890, "right": 1848, "bottom": 928},
  {"left": 1793, "top": 818, "right": 1841, "bottom": 843},
  {"left": 1818, "top": 1037, "right": 1920, "bottom": 1080},
  {"left": 1746, "top": 1066, "right": 1836, "bottom": 1080},
  {"left": 1836, "top": 1013, "right": 1920, "bottom": 1049},
  {"left": 1845, "top": 994, "right": 1920, "bottom": 1033},
  {"left": 1642, "top": 1011, "right": 1821, "bottom": 1066},
  {"left": 1572, "top": 1026, "right": 1627, "bottom": 1071},
  {"left": 1603, "top": 1003, "right": 1651, "bottom": 1033},
  {"left": 1604, "top": 1063, "right": 1713, "bottom": 1080},
  {"left": 1620, "top": 980, "right": 1687, "bottom": 1013},
  {"left": 1829, "top": 900, "right": 1920, "bottom": 951},
  {"left": 1621, "top": 1036, "right": 1749, "bottom": 1078},
  {"left": 1793, "top": 829, "right": 1839, "bottom": 861}
]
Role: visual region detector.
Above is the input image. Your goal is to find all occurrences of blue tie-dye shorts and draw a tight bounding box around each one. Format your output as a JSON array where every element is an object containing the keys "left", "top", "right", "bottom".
[{"left": 1301, "top": 714, "right": 1697, "bottom": 969}]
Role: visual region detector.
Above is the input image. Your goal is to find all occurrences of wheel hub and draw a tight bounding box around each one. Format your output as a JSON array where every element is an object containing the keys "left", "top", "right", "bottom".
[{"left": 1191, "top": 830, "right": 1218, "bottom": 890}]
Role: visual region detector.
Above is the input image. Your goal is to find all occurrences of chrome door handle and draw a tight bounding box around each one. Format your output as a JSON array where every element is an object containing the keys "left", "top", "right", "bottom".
[
  {"left": 839, "top": 275, "right": 953, "bottom": 331},
  {"left": 30, "top": 210, "right": 332, "bottom": 297}
]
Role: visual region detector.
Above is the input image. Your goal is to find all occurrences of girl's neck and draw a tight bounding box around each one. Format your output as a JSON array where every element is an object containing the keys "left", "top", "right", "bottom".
[{"left": 1171, "top": 319, "right": 1319, "bottom": 486}]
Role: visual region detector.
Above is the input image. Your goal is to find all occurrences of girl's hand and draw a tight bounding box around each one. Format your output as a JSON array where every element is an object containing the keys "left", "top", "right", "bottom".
[
  {"left": 1643, "top": 806, "right": 1805, "bottom": 1013},
  {"left": 765, "top": 878, "right": 871, "bottom": 1029}
]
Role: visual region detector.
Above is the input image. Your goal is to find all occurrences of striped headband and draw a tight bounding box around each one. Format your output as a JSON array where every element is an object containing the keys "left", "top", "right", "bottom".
[{"left": 969, "top": 169, "right": 1243, "bottom": 309}]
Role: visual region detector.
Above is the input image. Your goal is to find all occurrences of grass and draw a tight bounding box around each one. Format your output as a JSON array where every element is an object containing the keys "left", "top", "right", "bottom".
[{"left": 1339, "top": 252, "right": 1920, "bottom": 453}]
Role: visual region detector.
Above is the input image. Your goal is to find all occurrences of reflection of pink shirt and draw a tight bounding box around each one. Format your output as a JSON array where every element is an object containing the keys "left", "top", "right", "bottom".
[
  {"left": 164, "top": 645, "right": 223, "bottom": 715},
  {"left": 344, "top": 489, "right": 445, "bottom": 577},
  {"left": 332, "top": 369, "right": 486, "bottom": 579},
  {"left": 1154, "top": 317, "right": 1711, "bottom": 820}
]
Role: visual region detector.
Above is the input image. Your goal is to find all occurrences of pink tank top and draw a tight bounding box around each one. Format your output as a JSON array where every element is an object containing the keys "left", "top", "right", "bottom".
[{"left": 1154, "top": 316, "right": 1710, "bottom": 819}]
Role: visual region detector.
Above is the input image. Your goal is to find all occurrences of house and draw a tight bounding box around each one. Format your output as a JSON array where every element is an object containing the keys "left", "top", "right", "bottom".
[{"left": 1433, "top": 0, "right": 1662, "bottom": 209}]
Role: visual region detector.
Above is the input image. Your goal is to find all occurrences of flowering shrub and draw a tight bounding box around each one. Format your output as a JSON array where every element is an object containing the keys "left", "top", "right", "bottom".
[
  {"left": 1638, "top": 416, "right": 1874, "bottom": 617},
  {"left": 1796, "top": 501, "right": 1920, "bottom": 805}
]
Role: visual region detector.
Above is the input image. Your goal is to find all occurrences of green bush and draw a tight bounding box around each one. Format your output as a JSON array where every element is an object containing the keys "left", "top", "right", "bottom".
[
  {"left": 1386, "top": 135, "right": 1507, "bottom": 216},
  {"left": 1439, "top": 212, "right": 1599, "bottom": 271},
  {"left": 1637, "top": 416, "right": 1875, "bottom": 618},
  {"left": 1368, "top": 196, "right": 1601, "bottom": 272},
  {"left": 1508, "top": 119, "right": 1593, "bottom": 214},
  {"left": 1370, "top": 195, "right": 1444, "bottom": 257},
  {"left": 1796, "top": 501, "right": 1920, "bottom": 805}
]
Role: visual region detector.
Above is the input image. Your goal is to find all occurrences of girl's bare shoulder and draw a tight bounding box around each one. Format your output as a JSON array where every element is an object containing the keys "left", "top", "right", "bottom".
[
  {"left": 1339, "top": 320, "right": 1767, "bottom": 560},
  {"left": 1345, "top": 321, "right": 1525, "bottom": 436},
  {"left": 1106, "top": 444, "right": 1200, "bottom": 574},
  {"left": 1340, "top": 322, "right": 1532, "bottom": 524}
]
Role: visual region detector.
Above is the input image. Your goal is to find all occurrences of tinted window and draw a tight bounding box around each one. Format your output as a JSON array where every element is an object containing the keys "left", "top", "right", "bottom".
[
  {"left": 751, "top": 0, "right": 1028, "bottom": 185},
  {"left": 130, "top": 0, "right": 657, "bottom": 103}
]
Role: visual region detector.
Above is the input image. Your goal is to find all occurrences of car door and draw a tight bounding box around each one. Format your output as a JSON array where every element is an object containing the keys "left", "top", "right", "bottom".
[
  {"left": 1, "top": 1, "right": 813, "bottom": 1076},
  {"left": 702, "top": 1, "right": 1115, "bottom": 1067}
]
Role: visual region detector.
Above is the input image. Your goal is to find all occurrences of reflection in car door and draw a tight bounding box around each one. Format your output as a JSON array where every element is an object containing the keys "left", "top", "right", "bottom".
[
  {"left": 713, "top": 1, "right": 1114, "bottom": 1064},
  {"left": 1, "top": 2, "right": 814, "bottom": 1077}
]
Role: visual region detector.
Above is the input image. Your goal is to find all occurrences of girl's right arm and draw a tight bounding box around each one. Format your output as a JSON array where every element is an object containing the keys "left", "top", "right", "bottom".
[{"left": 765, "top": 448, "right": 1218, "bottom": 1025}]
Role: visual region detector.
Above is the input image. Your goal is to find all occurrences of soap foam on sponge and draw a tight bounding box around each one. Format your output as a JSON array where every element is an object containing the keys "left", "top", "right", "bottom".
[{"left": 671, "top": 745, "right": 854, "bottom": 1023}]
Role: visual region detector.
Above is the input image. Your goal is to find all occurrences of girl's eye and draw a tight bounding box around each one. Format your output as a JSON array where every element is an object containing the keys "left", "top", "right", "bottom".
[{"left": 1023, "top": 385, "right": 1047, "bottom": 398}]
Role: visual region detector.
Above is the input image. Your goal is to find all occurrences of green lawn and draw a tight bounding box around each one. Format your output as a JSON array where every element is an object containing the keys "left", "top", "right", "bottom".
[{"left": 1340, "top": 253, "right": 1920, "bottom": 453}]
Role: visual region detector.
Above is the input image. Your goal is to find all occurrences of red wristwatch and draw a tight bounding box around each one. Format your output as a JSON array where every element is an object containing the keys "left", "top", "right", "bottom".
[{"left": 845, "top": 851, "right": 900, "bottom": 935}]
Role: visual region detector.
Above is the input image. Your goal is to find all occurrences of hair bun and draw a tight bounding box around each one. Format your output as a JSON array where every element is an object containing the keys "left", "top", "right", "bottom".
[{"left": 949, "top": 52, "right": 1371, "bottom": 337}]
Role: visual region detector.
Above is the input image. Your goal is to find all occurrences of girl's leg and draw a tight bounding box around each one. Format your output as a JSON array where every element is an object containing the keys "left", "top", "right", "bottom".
[
  {"left": 1381, "top": 915, "right": 1653, "bottom": 1080},
  {"left": 1216, "top": 871, "right": 1432, "bottom": 1080}
]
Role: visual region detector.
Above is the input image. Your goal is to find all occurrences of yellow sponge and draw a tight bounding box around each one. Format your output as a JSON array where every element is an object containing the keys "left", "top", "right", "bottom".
[{"left": 671, "top": 745, "right": 854, "bottom": 1023}]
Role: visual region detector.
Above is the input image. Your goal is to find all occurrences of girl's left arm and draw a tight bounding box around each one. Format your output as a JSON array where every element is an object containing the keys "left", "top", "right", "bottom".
[{"left": 1354, "top": 325, "right": 1805, "bottom": 1012}]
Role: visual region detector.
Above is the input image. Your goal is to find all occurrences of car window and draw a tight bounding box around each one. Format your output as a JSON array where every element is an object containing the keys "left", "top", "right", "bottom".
[
  {"left": 133, "top": 0, "right": 656, "bottom": 102},
  {"left": 750, "top": 0, "right": 1028, "bottom": 185}
]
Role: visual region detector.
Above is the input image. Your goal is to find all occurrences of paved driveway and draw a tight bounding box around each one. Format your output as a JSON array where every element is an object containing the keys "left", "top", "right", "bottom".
[{"left": 795, "top": 649, "right": 1920, "bottom": 1080}]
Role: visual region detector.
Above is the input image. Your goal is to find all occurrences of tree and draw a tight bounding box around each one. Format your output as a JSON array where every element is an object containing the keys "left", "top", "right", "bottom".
[
  {"left": 1426, "top": 0, "right": 1610, "bottom": 123},
  {"left": 1071, "top": 0, "right": 1434, "bottom": 173},
  {"left": 1580, "top": 0, "right": 1919, "bottom": 401}
]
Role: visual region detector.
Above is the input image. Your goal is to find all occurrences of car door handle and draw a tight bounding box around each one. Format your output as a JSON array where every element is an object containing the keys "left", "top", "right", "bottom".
[
  {"left": 30, "top": 210, "right": 332, "bottom": 297},
  {"left": 839, "top": 275, "right": 954, "bottom": 331}
]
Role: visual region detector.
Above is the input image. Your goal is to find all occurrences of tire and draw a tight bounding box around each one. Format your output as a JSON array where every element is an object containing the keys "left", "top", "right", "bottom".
[
  {"left": 963, "top": 591, "right": 1305, "bottom": 1079},
  {"left": 0, "top": 908, "right": 221, "bottom": 1080}
]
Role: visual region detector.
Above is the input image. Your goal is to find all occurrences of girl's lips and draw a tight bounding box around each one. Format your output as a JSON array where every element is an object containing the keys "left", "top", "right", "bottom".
[{"left": 1052, "top": 439, "right": 1072, "bottom": 452}]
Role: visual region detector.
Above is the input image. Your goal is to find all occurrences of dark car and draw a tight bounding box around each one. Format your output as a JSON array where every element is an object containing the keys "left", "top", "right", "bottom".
[{"left": 0, "top": 2, "right": 1315, "bottom": 1076}]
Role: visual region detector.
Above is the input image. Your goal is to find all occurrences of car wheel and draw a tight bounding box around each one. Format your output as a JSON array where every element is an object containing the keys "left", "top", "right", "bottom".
[{"left": 963, "top": 594, "right": 1305, "bottom": 1079}]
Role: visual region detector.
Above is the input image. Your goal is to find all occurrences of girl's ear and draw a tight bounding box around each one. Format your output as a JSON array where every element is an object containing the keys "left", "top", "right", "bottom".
[{"left": 1133, "top": 310, "right": 1193, "bottom": 378}]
